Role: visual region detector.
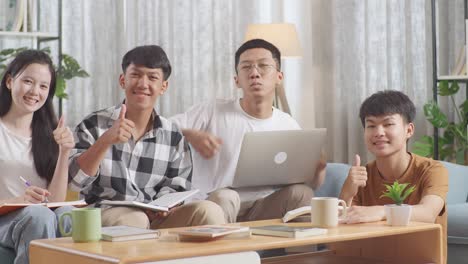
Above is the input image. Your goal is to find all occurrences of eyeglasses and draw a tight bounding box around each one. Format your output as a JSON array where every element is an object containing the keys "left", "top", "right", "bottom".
[{"left": 238, "top": 63, "right": 278, "bottom": 75}]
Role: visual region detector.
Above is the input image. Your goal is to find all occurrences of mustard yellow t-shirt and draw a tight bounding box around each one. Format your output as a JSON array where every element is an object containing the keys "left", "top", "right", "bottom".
[{"left": 353, "top": 153, "right": 448, "bottom": 262}]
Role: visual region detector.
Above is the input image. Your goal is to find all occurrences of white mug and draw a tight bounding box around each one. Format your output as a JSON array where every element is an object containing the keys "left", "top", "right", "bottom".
[{"left": 311, "top": 197, "right": 347, "bottom": 227}]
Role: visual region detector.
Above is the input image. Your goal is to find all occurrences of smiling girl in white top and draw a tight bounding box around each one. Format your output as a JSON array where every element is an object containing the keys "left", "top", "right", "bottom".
[{"left": 0, "top": 50, "right": 74, "bottom": 264}]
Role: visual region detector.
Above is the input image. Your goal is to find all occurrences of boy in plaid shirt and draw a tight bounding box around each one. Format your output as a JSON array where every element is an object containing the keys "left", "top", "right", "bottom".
[{"left": 69, "top": 45, "right": 225, "bottom": 229}]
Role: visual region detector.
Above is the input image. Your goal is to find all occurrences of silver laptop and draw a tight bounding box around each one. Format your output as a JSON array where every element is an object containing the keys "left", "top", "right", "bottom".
[{"left": 231, "top": 129, "right": 327, "bottom": 188}]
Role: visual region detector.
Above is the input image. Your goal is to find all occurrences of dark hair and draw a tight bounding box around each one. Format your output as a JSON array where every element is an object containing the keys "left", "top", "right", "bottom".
[
  {"left": 234, "top": 39, "right": 281, "bottom": 73},
  {"left": 359, "top": 90, "right": 416, "bottom": 127},
  {"left": 121, "top": 45, "right": 172, "bottom": 80},
  {"left": 0, "top": 50, "right": 58, "bottom": 184}
]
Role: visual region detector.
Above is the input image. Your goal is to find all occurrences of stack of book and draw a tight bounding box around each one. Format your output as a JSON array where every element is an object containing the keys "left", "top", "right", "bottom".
[{"left": 251, "top": 225, "right": 327, "bottom": 238}]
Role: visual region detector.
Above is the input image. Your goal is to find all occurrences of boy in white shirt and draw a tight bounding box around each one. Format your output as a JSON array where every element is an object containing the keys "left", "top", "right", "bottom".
[{"left": 171, "top": 39, "right": 325, "bottom": 222}]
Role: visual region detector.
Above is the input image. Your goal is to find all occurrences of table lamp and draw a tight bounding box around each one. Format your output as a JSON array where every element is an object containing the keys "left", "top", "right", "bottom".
[{"left": 244, "top": 23, "right": 302, "bottom": 114}]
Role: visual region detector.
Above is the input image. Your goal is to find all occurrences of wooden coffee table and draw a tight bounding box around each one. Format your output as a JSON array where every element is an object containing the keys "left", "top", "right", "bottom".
[{"left": 29, "top": 219, "right": 442, "bottom": 264}]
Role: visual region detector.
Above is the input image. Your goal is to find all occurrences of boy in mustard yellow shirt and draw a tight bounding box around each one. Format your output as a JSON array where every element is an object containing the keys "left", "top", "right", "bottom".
[{"left": 339, "top": 90, "right": 448, "bottom": 261}]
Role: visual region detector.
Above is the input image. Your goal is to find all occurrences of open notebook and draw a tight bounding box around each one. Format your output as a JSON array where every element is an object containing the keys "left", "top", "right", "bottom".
[
  {"left": 0, "top": 200, "right": 87, "bottom": 215},
  {"left": 100, "top": 189, "right": 199, "bottom": 212}
]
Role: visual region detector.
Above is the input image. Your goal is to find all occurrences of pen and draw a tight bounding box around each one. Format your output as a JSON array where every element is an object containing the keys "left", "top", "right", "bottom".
[
  {"left": 19, "top": 176, "right": 31, "bottom": 187},
  {"left": 19, "top": 176, "right": 49, "bottom": 203}
]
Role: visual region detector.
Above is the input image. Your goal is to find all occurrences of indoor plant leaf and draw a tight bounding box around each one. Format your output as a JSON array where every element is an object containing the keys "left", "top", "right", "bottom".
[
  {"left": 412, "top": 135, "right": 433, "bottom": 157},
  {"left": 400, "top": 185, "right": 416, "bottom": 201},
  {"left": 423, "top": 101, "right": 448, "bottom": 128},
  {"left": 438, "top": 80, "right": 459, "bottom": 96},
  {"left": 460, "top": 100, "right": 468, "bottom": 117},
  {"left": 55, "top": 76, "right": 68, "bottom": 99},
  {"left": 456, "top": 150, "right": 466, "bottom": 165}
]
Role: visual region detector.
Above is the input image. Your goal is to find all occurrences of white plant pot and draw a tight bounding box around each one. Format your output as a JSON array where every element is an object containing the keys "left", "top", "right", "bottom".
[{"left": 384, "top": 204, "right": 412, "bottom": 226}]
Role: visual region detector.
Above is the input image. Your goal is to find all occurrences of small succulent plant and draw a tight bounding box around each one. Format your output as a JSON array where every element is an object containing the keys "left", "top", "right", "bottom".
[{"left": 380, "top": 181, "right": 416, "bottom": 206}]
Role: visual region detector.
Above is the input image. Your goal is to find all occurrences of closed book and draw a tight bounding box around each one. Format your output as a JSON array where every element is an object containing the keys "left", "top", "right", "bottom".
[
  {"left": 251, "top": 225, "right": 327, "bottom": 238},
  {"left": 170, "top": 225, "right": 250, "bottom": 238},
  {"left": 100, "top": 189, "right": 199, "bottom": 212},
  {"left": 101, "top": 225, "right": 160, "bottom": 242}
]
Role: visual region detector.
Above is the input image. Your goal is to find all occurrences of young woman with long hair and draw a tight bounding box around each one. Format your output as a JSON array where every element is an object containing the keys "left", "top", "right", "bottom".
[{"left": 0, "top": 50, "right": 74, "bottom": 264}]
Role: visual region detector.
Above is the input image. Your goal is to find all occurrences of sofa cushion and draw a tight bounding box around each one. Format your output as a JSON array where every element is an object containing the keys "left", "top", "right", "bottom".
[
  {"left": 0, "top": 246, "right": 14, "bottom": 264},
  {"left": 440, "top": 161, "right": 468, "bottom": 204},
  {"left": 447, "top": 203, "right": 468, "bottom": 238},
  {"left": 315, "top": 163, "right": 350, "bottom": 198}
]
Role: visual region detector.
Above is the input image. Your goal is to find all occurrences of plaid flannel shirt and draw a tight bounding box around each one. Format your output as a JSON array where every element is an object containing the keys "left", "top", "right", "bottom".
[{"left": 69, "top": 105, "right": 192, "bottom": 206}]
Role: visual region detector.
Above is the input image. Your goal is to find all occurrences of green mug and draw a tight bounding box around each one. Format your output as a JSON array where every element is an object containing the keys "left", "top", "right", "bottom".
[{"left": 59, "top": 208, "right": 102, "bottom": 242}]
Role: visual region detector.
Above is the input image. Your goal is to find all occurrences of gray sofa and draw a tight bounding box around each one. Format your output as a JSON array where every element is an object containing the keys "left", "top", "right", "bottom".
[
  {"left": 0, "top": 247, "right": 14, "bottom": 264},
  {"left": 441, "top": 161, "right": 468, "bottom": 263},
  {"left": 314, "top": 163, "right": 350, "bottom": 198}
]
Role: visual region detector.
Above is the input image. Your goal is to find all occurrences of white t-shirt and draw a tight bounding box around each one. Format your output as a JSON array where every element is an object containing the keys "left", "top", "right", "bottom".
[
  {"left": 0, "top": 119, "right": 47, "bottom": 200},
  {"left": 170, "top": 99, "right": 300, "bottom": 201}
]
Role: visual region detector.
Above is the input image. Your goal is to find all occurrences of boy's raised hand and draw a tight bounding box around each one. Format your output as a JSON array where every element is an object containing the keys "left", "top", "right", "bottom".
[
  {"left": 340, "top": 154, "right": 368, "bottom": 205},
  {"left": 103, "top": 104, "right": 135, "bottom": 145},
  {"left": 53, "top": 115, "right": 75, "bottom": 151},
  {"left": 183, "top": 129, "right": 222, "bottom": 159}
]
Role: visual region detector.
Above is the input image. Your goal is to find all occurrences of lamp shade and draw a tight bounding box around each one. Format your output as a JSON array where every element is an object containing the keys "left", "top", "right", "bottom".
[{"left": 244, "top": 23, "right": 302, "bottom": 58}]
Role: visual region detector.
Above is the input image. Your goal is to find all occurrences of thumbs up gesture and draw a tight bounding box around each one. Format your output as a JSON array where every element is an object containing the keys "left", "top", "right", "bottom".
[
  {"left": 53, "top": 115, "right": 75, "bottom": 151},
  {"left": 340, "top": 154, "right": 368, "bottom": 205},
  {"left": 103, "top": 104, "right": 135, "bottom": 145}
]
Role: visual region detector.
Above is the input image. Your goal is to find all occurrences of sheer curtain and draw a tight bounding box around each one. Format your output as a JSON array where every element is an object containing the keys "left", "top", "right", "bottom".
[
  {"left": 279, "top": 0, "right": 466, "bottom": 164},
  {"left": 300, "top": 0, "right": 435, "bottom": 163},
  {"left": 61, "top": 0, "right": 269, "bottom": 125},
  {"left": 0, "top": 0, "right": 465, "bottom": 164}
]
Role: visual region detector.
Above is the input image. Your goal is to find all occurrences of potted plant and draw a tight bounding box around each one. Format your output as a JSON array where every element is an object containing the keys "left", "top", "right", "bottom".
[
  {"left": 380, "top": 181, "right": 416, "bottom": 226},
  {"left": 413, "top": 80, "right": 468, "bottom": 165}
]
